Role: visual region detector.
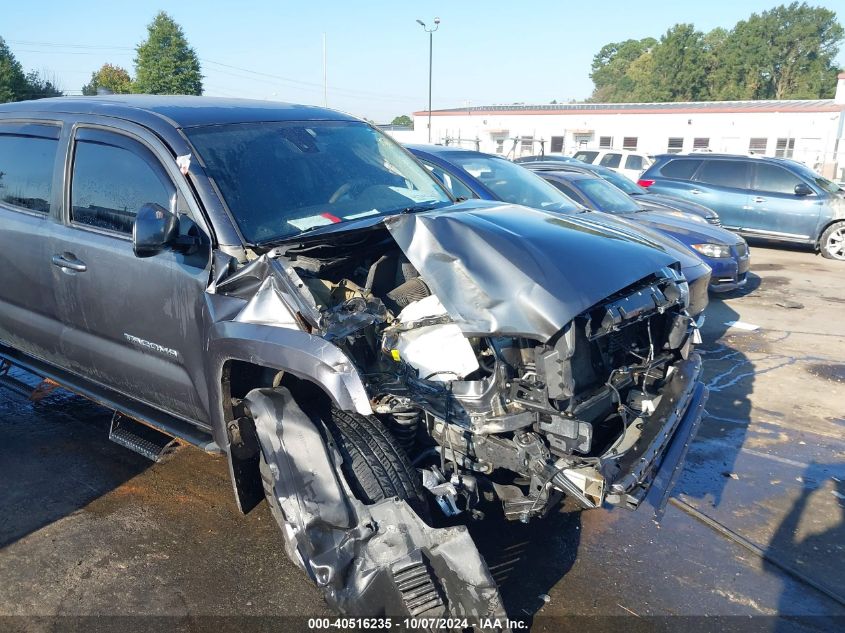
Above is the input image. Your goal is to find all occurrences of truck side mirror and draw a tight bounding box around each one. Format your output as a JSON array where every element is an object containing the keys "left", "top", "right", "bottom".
[
  {"left": 133, "top": 203, "right": 179, "bottom": 257},
  {"left": 794, "top": 183, "right": 813, "bottom": 196}
]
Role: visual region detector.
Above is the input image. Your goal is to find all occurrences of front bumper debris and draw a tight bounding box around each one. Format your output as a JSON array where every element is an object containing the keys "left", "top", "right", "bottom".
[{"left": 603, "top": 353, "right": 708, "bottom": 513}]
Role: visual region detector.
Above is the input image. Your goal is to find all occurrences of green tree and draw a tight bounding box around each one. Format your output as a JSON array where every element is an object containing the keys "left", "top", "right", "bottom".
[
  {"left": 82, "top": 63, "right": 133, "bottom": 95},
  {"left": 589, "top": 3, "right": 844, "bottom": 102},
  {"left": 649, "top": 24, "right": 709, "bottom": 101},
  {"left": 0, "top": 37, "right": 28, "bottom": 103},
  {"left": 23, "top": 71, "right": 62, "bottom": 99},
  {"left": 712, "top": 2, "right": 844, "bottom": 100},
  {"left": 133, "top": 12, "right": 202, "bottom": 95},
  {"left": 390, "top": 115, "right": 412, "bottom": 126},
  {"left": 589, "top": 37, "right": 657, "bottom": 101}
]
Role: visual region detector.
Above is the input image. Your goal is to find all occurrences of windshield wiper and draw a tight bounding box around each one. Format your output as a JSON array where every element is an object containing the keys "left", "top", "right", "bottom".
[{"left": 397, "top": 201, "right": 445, "bottom": 214}]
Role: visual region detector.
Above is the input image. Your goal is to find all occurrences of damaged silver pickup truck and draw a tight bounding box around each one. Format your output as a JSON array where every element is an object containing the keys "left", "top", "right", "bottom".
[{"left": 0, "top": 96, "right": 708, "bottom": 619}]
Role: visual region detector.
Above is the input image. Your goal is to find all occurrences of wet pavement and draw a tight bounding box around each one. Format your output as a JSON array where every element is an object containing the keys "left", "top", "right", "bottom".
[{"left": 1, "top": 244, "right": 843, "bottom": 632}]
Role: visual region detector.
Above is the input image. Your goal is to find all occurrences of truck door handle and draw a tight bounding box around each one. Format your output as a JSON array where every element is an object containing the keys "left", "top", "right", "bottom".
[
  {"left": 52, "top": 254, "right": 87, "bottom": 272},
  {"left": 753, "top": 196, "right": 766, "bottom": 203},
  {"left": 690, "top": 189, "right": 702, "bottom": 195}
]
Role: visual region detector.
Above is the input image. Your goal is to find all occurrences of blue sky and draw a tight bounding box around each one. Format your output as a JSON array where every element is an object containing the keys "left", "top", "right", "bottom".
[{"left": 4, "top": 0, "right": 845, "bottom": 122}]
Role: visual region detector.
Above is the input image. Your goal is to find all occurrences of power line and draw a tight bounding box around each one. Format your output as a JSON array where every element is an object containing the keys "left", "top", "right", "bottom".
[{"left": 8, "top": 39, "right": 421, "bottom": 104}]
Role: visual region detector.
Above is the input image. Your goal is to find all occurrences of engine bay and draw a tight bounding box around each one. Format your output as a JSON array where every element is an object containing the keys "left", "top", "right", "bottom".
[{"left": 235, "top": 225, "right": 698, "bottom": 522}]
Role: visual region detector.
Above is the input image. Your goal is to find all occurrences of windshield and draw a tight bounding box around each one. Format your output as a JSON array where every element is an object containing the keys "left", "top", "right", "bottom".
[
  {"left": 575, "top": 177, "right": 642, "bottom": 214},
  {"left": 597, "top": 169, "right": 647, "bottom": 195},
  {"left": 186, "top": 121, "right": 452, "bottom": 243},
  {"left": 785, "top": 161, "right": 842, "bottom": 194},
  {"left": 446, "top": 153, "right": 581, "bottom": 212}
]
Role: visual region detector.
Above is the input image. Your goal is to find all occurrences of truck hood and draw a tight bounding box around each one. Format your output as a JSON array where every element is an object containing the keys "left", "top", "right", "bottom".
[{"left": 385, "top": 200, "right": 680, "bottom": 342}]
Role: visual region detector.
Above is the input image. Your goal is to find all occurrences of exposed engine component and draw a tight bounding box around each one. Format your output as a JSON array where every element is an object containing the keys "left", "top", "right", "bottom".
[
  {"left": 385, "top": 295, "right": 480, "bottom": 382},
  {"left": 385, "top": 277, "right": 431, "bottom": 313},
  {"left": 267, "top": 233, "right": 700, "bottom": 523},
  {"left": 374, "top": 395, "right": 421, "bottom": 454}
]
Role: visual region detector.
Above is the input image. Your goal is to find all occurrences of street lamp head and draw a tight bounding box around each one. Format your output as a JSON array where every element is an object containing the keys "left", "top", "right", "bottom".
[
  {"left": 434, "top": 17, "right": 441, "bottom": 25},
  {"left": 416, "top": 19, "right": 425, "bottom": 27}
]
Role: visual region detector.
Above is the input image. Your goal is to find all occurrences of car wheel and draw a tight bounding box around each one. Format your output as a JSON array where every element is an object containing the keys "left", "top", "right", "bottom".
[
  {"left": 322, "top": 408, "right": 429, "bottom": 516},
  {"left": 820, "top": 221, "right": 845, "bottom": 260},
  {"left": 261, "top": 407, "right": 429, "bottom": 522}
]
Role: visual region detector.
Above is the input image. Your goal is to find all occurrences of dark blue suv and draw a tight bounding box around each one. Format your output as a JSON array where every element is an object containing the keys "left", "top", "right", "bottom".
[{"left": 639, "top": 154, "right": 845, "bottom": 260}]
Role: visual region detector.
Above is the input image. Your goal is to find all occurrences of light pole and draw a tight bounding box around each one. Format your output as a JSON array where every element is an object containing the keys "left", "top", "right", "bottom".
[{"left": 416, "top": 17, "right": 440, "bottom": 143}]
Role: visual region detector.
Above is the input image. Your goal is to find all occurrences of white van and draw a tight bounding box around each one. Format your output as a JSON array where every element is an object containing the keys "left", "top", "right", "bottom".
[{"left": 572, "top": 148, "right": 653, "bottom": 181}]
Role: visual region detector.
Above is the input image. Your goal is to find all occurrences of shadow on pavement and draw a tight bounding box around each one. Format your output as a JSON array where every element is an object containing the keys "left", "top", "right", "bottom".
[
  {"left": 0, "top": 367, "right": 151, "bottom": 548},
  {"left": 771, "top": 463, "right": 845, "bottom": 626},
  {"left": 469, "top": 506, "right": 581, "bottom": 622}
]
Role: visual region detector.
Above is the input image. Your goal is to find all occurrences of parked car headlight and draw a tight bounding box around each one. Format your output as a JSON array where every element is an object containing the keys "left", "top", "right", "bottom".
[{"left": 691, "top": 243, "right": 731, "bottom": 258}]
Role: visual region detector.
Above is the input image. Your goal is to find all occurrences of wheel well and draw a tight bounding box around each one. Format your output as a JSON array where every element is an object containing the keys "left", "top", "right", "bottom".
[{"left": 220, "top": 360, "right": 334, "bottom": 514}]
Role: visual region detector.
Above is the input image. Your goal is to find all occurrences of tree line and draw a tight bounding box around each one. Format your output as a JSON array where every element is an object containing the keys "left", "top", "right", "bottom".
[
  {"left": 0, "top": 11, "right": 202, "bottom": 103},
  {"left": 590, "top": 2, "right": 844, "bottom": 102}
]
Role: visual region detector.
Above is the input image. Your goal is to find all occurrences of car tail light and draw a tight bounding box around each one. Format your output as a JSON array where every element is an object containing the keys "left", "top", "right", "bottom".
[{"left": 638, "top": 179, "right": 655, "bottom": 187}]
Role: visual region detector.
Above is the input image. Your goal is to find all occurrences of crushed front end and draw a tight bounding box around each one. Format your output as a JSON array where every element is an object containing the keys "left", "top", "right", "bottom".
[
  {"left": 216, "top": 203, "right": 709, "bottom": 618},
  {"left": 256, "top": 204, "right": 709, "bottom": 524},
  {"left": 374, "top": 266, "right": 707, "bottom": 521}
]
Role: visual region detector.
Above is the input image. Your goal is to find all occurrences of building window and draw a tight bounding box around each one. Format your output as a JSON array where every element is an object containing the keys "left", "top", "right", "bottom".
[
  {"left": 748, "top": 138, "right": 767, "bottom": 154},
  {"left": 622, "top": 137, "right": 638, "bottom": 151},
  {"left": 693, "top": 137, "right": 710, "bottom": 151},
  {"left": 550, "top": 136, "right": 564, "bottom": 153},
  {"left": 599, "top": 136, "right": 613, "bottom": 149},
  {"left": 495, "top": 139, "right": 504, "bottom": 154},
  {"left": 667, "top": 137, "right": 684, "bottom": 153},
  {"left": 775, "top": 138, "right": 795, "bottom": 158},
  {"left": 520, "top": 136, "right": 534, "bottom": 154}
]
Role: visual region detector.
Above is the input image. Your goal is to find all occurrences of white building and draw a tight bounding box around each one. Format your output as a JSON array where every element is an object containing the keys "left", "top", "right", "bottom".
[{"left": 397, "top": 72, "right": 845, "bottom": 181}]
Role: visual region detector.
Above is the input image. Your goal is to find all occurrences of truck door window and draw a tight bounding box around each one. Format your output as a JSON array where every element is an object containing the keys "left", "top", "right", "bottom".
[
  {"left": 71, "top": 131, "right": 175, "bottom": 234},
  {"left": 0, "top": 125, "right": 60, "bottom": 214}
]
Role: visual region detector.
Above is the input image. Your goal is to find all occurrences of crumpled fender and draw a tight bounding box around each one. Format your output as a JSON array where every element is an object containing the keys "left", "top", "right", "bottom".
[
  {"left": 207, "top": 320, "right": 372, "bottom": 416},
  {"left": 244, "top": 387, "right": 506, "bottom": 621}
]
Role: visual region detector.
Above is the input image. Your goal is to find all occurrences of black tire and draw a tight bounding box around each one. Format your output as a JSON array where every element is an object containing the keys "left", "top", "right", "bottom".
[
  {"left": 323, "top": 408, "right": 429, "bottom": 515},
  {"left": 820, "top": 221, "right": 845, "bottom": 260}
]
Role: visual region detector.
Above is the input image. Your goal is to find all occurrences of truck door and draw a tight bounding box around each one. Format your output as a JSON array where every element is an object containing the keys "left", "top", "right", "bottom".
[
  {"left": 49, "top": 123, "right": 212, "bottom": 425},
  {"left": 0, "top": 121, "right": 65, "bottom": 365}
]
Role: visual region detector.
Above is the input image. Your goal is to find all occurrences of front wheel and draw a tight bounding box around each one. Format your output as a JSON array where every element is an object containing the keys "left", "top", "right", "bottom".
[{"left": 820, "top": 221, "right": 845, "bottom": 260}]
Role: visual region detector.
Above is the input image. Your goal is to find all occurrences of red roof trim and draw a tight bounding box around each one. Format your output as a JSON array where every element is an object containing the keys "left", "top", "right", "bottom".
[{"left": 414, "top": 104, "right": 843, "bottom": 117}]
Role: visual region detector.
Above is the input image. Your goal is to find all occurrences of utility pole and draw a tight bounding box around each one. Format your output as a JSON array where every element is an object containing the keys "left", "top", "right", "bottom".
[{"left": 416, "top": 17, "right": 440, "bottom": 143}]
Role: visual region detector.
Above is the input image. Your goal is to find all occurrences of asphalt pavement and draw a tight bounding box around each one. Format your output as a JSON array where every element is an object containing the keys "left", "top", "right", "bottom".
[{"left": 0, "top": 244, "right": 843, "bottom": 633}]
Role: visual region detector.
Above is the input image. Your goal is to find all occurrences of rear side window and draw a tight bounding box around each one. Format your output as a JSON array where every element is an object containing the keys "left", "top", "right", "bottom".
[
  {"left": 625, "top": 155, "right": 644, "bottom": 170},
  {"left": 0, "top": 124, "right": 59, "bottom": 213},
  {"left": 573, "top": 150, "right": 599, "bottom": 164},
  {"left": 753, "top": 163, "right": 805, "bottom": 195},
  {"left": 694, "top": 160, "right": 749, "bottom": 189},
  {"left": 599, "top": 153, "right": 622, "bottom": 168},
  {"left": 71, "top": 130, "right": 175, "bottom": 234},
  {"left": 658, "top": 159, "right": 702, "bottom": 180}
]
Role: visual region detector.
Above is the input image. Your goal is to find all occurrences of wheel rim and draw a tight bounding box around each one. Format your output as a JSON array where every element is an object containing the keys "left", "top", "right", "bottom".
[{"left": 825, "top": 227, "right": 845, "bottom": 260}]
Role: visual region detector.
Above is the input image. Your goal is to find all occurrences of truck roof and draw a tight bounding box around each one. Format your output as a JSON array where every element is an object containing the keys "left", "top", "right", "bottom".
[{"left": 0, "top": 95, "right": 357, "bottom": 128}]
